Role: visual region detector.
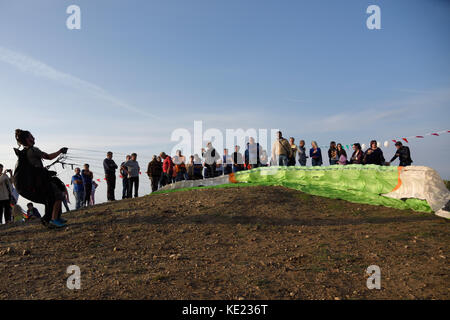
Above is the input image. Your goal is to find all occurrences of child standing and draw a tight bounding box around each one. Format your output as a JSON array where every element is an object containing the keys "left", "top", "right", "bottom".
[{"left": 90, "top": 181, "right": 98, "bottom": 205}]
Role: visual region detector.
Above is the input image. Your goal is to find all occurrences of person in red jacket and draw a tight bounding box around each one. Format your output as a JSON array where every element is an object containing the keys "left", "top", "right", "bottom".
[{"left": 159, "top": 152, "right": 174, "bottom": 186}]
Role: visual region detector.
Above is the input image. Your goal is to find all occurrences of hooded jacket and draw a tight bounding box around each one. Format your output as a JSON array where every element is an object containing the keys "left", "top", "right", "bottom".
[{"left": 162, "top": 156, "right": 174, "bottom": 174}]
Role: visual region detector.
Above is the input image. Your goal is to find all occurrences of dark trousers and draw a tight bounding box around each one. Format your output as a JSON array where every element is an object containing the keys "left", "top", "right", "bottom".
[
  {"left": 84, "top": 183, "right": 92, "bottom": 206},
  {"left": 159, "top": 174, "right": 167, "bottom": 188},
  {"left": 288, "top": 157, "right": 296, "bottom": 166},
  {"left": 204, "top": 164, "right": 216, "bottom": 178},
  {"left": 150, "top": 175, "right": 160, "bottom": 192},
  {"left": 0, "top": 200, "right": 11, "bottom": 223},
  {"left": 122, "top": 177, "right": 129, "bottom": 199},
  {"left": 63, "top": 199, "right": 70, "bottom": 212},
  {"left": 175, "top": 172, "right": 185, "bottom": 182},
  {"left": 106, "top": 174, "right": 116, "bottom": 201},
  {"left": 128, "top": 177, "right": 139, "bottom": 198},
  {"left": 161, "top": 173, "right": 173, "bottom": 185},
  {"left": 224, "top": 165, "right": 232, "bottom": 175},
  {"left": 312, "top": 158, "right": 322, "bottom": 166}
]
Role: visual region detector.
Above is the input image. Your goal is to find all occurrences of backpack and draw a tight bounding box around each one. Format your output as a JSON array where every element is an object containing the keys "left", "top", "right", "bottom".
[{"left": 13, "top": 148, "right": 54, "bottom": 204}]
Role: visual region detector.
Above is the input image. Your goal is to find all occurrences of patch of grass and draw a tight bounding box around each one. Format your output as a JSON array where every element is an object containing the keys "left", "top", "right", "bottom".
[
  {"left": 417, "top": 230, "right": 442, "bottom": 238},
  {"left": 392, "top": 231, "right": 415, "bottom": 241},
  {"left": 306, "top": 264, "right": 327, "bottom": 273},
  {"left": 332, "top": 252, "right": 357, "bottom": 262},
  {"left": 363, "top": 216, "right": 384, "bottom": 223},
  {"left": 315, "top": 244, "right": 330, "bottom": 262},
  {"left": 121, "top": 267, "right": 148, "bottom": 275},
  {"left": 326, "top": 201, "right": 345, "bottom": 211},
  {"left": 343, "top": 264, "right": 366, "bottom": 274},
  {"left": 296, "top": 193, "right": 312, "bottom": 202},
  {"left": 254, "top": 278, "right": 272, "bottom": 288},
  {"left": 350, "top": 210, "right": 368, "bottom": 217},
  {"left": 152, "top": 274, "right": 169, "bottom": 281},
  {"left": 152, "top": 183, "right": 253, "bottom": 195}
]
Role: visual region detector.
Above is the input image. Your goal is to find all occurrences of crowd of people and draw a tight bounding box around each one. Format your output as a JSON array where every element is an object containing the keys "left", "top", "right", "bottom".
[{"left": 0, "top": 129, "right": 413, "bottom": 228}]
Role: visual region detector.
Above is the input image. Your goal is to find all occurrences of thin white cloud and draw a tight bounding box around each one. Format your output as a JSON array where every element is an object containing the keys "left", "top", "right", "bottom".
[
  {"left": 395, "top": 88, "right": 429, "bottom": 94},
  {"left": 313, "top": 108, "right": 406, "bottom": 132},
  {"left": 296, "top": 88, "right": 450, "bottom": 133},
  {"left": 285, "top": 98, "right": 310, "bottom": 103},
  {"left": 0, "top": 46, "right": 160, "bottom": 119}
]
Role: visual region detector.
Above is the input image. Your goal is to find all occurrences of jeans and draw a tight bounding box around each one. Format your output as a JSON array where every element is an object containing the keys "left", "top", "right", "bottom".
[
  {"left": 312, "top": 158, "right": 322, "bottom": 166},
  {"left": 232, "top": 165, "right": 242, "bottom": 173},
  {"left": 278, "top": 155, "right": 289, "bottom": 166},
  {"left": 73, "top": 191, "right": 85, "bottom": 210},
  {"left": 150, "top": 175, "right": 160, "bottom": 192},
  {"left": 159, "top": 174, "right": 167, "bottom": 188},
  {"left": 0, "top": 200, "right": 11, "bottom": 224},
  {"left": 128, "top": 176, "right": 139, "bottom": 198},
  {"left": 122, "top": 177, "right": 129, "bottom": 199},
  {"left": 224, "top": 165, "right": 233, "bottom": 175},
  {"left": 330, "top": 159, "right": 338, "bottom": 165},
  {"left": 175, "top": 172, "right": 186, "bottom": 182},
  {"left": 298, "top": 159, "right": 307, "bottom": 166},
  {"left": 204, "top": 164, "right": 216, "bottom": 178},
  {"left": 106, "top": 174, "right": 116, "bottom": 201}
]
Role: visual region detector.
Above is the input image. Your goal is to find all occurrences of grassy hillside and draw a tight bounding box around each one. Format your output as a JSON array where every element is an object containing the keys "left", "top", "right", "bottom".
[{"left": 0, "top": 186, "right": 448, "bottom": 299}]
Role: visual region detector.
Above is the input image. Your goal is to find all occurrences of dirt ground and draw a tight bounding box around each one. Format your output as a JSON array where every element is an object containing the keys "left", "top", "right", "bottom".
[{"left": 0, "top": 186, "right": 448, "bottom": 300}]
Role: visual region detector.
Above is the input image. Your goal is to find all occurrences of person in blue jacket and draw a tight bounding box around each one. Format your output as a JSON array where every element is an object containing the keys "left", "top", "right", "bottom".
[{"left": 309, "top": 141, "right": 323, "bottom": 166}]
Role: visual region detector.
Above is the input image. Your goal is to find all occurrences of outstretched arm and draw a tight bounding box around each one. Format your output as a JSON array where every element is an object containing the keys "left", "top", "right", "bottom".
[
  {"left": 390, "top": 152, "right": 399, "bottom": 163},
  {"left": 42, "top": 147, "right": 68, "bottom": 161}
]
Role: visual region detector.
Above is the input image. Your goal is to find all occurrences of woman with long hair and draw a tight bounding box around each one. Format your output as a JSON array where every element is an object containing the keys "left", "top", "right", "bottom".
[
  {"left": 14, "top": 129, "right": 68, "bottom": 228},
  {"left": 350, "top": 143, "right": 364, "bottom": 164},
  {"left": 337, "top": 143, "right": 348, "bottom": 165},
  {"left": 328, "top": 141, "right": 339, "bottom": 165}
]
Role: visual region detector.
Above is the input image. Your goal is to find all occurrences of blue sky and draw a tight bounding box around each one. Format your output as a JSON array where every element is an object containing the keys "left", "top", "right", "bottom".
[{"left": 0, "top": 0, "right": 449, "bottom": 209}]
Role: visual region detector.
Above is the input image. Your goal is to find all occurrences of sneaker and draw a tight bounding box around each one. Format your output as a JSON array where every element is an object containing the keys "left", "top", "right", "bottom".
[
  {"left": 49, "top": 219, "right": 66, "bottom": 228},
  {"left": 58, "top": 218, "right": 67, "bottom": 224}
]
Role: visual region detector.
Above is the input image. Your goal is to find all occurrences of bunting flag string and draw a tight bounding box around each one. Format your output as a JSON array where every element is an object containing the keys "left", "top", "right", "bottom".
[
  {"left": 60, "top": 128, "right": 449, "bottom": 188},
  {"left": 319, "top": 129, "right": 449, "bottom": 150}
]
